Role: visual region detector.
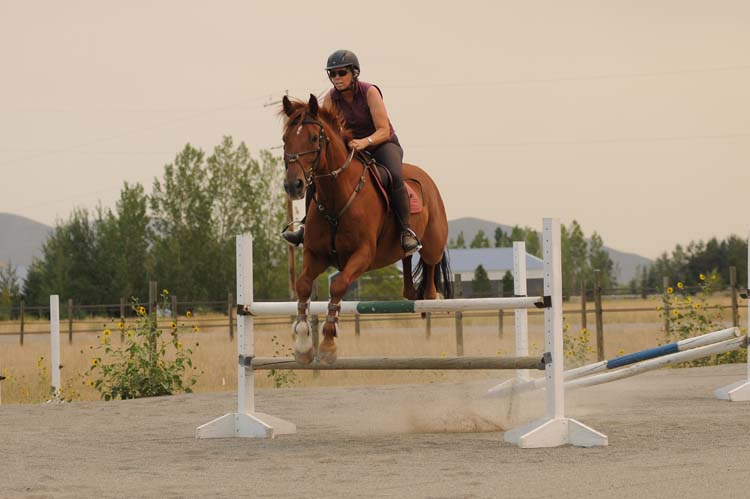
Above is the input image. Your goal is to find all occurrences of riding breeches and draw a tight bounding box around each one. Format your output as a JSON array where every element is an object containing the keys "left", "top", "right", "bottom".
[{"left": 370, "top": 141, "right": 404, "bottom": 190}]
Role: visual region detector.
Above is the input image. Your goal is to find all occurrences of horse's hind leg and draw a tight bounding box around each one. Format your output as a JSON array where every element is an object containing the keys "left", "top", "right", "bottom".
[
  {"left": 420, "top": 263, "right": 438, "bottom": 300},
  {"left": 401, "top": 256, "right": 417, "bottom": 300}
]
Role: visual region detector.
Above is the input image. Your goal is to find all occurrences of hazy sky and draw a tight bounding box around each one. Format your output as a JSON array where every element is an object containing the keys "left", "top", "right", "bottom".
[{"left": 1, "top": 1, "right": 748, "bottom": 259}]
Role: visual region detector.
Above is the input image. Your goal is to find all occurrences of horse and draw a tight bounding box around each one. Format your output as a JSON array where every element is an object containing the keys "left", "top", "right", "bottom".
[{"left": 280, "top": 94, "right": 452, "bottom": 364}]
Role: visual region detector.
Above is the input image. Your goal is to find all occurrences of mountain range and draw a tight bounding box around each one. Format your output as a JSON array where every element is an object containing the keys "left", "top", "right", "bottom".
[{"left": 0, "top": 213, "right": 651, "bottom": 285}]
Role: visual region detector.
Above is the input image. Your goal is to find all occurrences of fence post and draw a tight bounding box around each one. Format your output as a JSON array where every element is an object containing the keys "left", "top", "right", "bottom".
[
  {"left": 580, "top": 281, "right": 587, "bottom": 331},
  {"left": 455, "top": 274, "right": 464, "bottom": 356},
  {"left": 148, "top": 281, "right": 157, "bottom": 352},
  {"left": 19, "top": 300, "right": 25, "bottom": 346},
  {"left": 455, "top": 311, "right": 464, "bottom": 356},
  {"left": 425, "top": 312, "right": 432, "bottom": 339},
  {"left": 594, "top": 270, "right": 604, "bottom": 361},
  {"left": 67, "top": 298, "right": 74, "bottom": 345},
  {"left": 663, "top": 276, "right": 671, "bottom": 339},
  {"left": 498, "top": 309, "right": 504, "bottom": 338},
  {"left": 228, "top": 292, "right": 234, "bottom": 340},
  {"left": 119, "top": 297, "right": 126, "bottom": 342},
  {"left": 354, "top": 280, "right": 361, "bottom": 337},
  {"left": 730, "top": 266, "right": 739, "bottom": 327},
  {"left": 171, "top": 295, "right": 178, "bottom": 319}
]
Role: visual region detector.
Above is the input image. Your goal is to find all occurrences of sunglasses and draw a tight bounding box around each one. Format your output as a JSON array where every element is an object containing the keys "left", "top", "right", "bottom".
[{"left": 327, "top": 69, "right": 350, "bottom": 78}]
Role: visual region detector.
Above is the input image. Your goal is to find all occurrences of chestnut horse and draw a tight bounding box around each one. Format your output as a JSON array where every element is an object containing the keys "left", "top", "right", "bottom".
[{"left": 281, "top": 94, "right": 452, "bottom": 364}]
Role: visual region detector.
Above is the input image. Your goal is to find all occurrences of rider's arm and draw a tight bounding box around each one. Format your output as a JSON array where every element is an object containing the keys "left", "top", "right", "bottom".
[{"left": 364, "top": 86, "right": 392, "bottom": 147}]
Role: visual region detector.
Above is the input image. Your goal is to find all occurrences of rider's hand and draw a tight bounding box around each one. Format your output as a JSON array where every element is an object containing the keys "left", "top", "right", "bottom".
[{"left": 348, "top": 139, "right": 368, "bottom": 150}]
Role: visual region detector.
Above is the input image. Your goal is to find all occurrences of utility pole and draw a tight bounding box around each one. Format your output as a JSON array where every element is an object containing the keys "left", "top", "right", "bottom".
[{"left": 264, "top": 90, "right": 296, "bottom": 299}]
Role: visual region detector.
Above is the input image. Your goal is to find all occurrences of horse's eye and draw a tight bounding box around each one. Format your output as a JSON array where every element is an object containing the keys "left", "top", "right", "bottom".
[{"left": 311, "top": 135, "right": 318, "bottom": 143}]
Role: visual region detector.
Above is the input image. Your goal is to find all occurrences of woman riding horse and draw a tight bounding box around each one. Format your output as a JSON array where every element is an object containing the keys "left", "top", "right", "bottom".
[{"left": 282, "top": 49, "right": 421, "bottom": 255}]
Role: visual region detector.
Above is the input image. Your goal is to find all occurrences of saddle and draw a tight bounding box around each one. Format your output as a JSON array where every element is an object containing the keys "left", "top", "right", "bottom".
[{"left": 357, "top": 152, "right": 422, "bottom": 214}]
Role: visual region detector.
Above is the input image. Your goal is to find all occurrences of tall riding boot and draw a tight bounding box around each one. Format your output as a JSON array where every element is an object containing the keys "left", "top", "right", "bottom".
[
  {"left": 281, "top": 188, "right": 313, "bottom": 247},
  {"left": 391, "top": 185, "right": 422, "bottom": 256}
]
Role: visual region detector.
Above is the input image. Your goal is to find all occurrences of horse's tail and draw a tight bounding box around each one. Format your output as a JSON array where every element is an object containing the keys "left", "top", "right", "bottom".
[{"left": 414, "top": 250, "right": 454, "bottom": 300}]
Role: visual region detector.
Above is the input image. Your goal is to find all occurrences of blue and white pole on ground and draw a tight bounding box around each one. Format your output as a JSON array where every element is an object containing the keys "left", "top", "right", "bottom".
[
  {"left": 486, "top": 326, "right": 741, "bottom": 398},
  {"left": 716, "top": 229, "right": 750, "bottom": 401}
]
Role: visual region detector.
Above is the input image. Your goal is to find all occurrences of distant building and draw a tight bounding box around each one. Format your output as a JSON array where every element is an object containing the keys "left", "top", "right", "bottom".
[{"left": 398, "top": 248, "right": 544, "bottom": 298}]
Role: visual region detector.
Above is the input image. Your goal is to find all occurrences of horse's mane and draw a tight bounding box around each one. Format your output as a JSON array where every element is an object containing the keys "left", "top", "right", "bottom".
[{"left": 279, "top": 98, "right": 353, "bottom": 144}]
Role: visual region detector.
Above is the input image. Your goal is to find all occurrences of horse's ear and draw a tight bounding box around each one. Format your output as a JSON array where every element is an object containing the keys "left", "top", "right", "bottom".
[
  {"left": 282, "top": 95, "right": 294, "bottom": 117},
  {"left": 308, "top": 93, "right": 319, "bottom": 117}
]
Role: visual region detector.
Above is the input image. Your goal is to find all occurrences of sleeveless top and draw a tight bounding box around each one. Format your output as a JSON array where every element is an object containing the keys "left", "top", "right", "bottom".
[{"left": 329, "top": 81, "right": 398, "bottom": 146}]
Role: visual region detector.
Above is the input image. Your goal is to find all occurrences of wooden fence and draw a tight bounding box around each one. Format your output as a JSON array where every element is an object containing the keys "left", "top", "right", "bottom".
[{"left": 1, "top": 270, "right": 746, "bottom": 361}]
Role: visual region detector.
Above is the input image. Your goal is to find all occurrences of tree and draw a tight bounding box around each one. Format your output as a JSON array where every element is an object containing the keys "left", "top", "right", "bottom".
[
  {"left": 149, "top": 139, "right": 288, "bottom": 300},
  {"left": 501, "top": 270, "right": 514, "bottom": 297},
  {"left": 588, "top": 231, "right": 615, "bottom": 290},
  {"left": 0, "top": 261, "right": 20, "bottom": 319},
  {"left": 451, "top": 231, "right": 466, "bottom": 249},
  {"left": 524, "top": 229, "right": 541, "bottom": 257},
  {"left": 470, "top": 229, "right": 491, "bottom": 248},
  {"left": 473, "top": 264, "right": 492, "bottom": 297},
  {"left": 494, "top": 227, "right": 511, "bottom": 248}
]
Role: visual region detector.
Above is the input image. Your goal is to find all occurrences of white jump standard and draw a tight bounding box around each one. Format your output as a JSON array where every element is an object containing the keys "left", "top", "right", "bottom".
[
  {"left": 716, "top": 229, "right": 750, "bottom": 402},
  {"left": 196, "top": 218, "right": 608, "bottom": 447}
]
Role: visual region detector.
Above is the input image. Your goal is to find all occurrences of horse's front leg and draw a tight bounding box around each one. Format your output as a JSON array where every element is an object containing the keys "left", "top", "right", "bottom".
[
  {"left": 293, "top": 251, "right": 329, "bottom": 364},
  {"left": 319, "top": 249, "right": 372, "bottom": 364}
]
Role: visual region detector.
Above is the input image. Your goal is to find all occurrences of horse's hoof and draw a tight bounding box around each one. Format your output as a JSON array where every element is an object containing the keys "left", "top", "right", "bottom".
[
  {"left": 319, "top": 348, "right": 338, "bottom": 365},
  {"left": 294, "top": 348, "right": 315, "bottom": 365},
  {"left": 319, "top": 338, "right": 338, "bottom": 365},
  {"left": 292, "top": 321, "right": 315, "bottom": 364}
]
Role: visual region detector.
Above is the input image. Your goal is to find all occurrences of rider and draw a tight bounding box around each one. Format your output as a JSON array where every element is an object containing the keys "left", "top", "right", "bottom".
[{"left": 281, "top": 49, "right": 421, "bottom": 256}]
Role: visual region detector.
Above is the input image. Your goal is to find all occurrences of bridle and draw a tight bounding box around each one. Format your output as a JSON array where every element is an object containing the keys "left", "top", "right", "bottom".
[{"left": 283, "top": 117, "right": 356, "bottom": 187}]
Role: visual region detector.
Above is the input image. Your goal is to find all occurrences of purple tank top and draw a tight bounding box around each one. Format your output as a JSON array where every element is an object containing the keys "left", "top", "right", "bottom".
[{"left": 329, "top": 81, "right": 396, "bottom": 143}]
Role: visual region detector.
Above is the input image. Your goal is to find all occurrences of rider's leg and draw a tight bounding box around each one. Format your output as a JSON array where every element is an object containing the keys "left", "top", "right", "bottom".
[
  {"left": 281, "top": 185, "right": 314, "bottom": 246},
  {"left": 371, "top": 142, "right": 421, "bottom": 255}
]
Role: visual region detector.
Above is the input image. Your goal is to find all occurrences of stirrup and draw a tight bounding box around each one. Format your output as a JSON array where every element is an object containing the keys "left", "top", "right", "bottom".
[
  {"left": 401, "top": 228, "right": 422, "bottom": 256},
  {"left": 281, "top": 223, "right": 305, "bottom": 247}
]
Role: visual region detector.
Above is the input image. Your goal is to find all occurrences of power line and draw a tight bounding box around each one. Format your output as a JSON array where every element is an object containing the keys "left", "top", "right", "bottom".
[
  {"left": 407, "top": 132, "right": 750, "bottom": 149},
  {"left": 390, "top": 64, "right": 750, "bottom": 89}
]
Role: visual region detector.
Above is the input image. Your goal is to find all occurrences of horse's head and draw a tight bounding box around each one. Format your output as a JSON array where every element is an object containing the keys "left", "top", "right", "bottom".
[{"left": 280, "top": 94, "right": 329, "bottom": 200}]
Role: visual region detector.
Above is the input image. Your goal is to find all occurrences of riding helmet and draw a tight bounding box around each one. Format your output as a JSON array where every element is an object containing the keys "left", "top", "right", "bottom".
[{"left": 326, "top": 50, "right": 360, "bottom": 78}]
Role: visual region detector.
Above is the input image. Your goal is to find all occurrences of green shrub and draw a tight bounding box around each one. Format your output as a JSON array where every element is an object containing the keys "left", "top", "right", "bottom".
[{"left": 88, "top": 292, "right": 200, "bottom": 400}]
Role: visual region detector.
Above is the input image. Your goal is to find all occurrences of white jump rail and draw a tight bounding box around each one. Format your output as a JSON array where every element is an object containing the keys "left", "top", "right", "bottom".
[{"left": 196, "top": 218, "right": 608, "bottom": 448}]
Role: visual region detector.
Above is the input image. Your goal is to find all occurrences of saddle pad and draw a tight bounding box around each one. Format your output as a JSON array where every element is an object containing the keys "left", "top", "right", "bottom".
[{"left": 367, "top": 165, "right": 423, "bottom": 214}]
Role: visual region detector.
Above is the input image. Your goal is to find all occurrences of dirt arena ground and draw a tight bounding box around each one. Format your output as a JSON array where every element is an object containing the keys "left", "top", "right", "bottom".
[{"left": 3, "top": 364, "right": 750, "bottom": 499}]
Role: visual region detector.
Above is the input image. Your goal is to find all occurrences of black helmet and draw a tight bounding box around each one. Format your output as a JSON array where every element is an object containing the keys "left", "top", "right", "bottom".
[{"left": 326, "top": 50, "right": 360, "bottom": 77}]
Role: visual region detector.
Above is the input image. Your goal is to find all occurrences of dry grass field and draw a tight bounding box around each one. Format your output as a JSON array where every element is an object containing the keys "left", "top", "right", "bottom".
[{"left": 0, "top": 294, "right": 745, "bottom": 404}]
